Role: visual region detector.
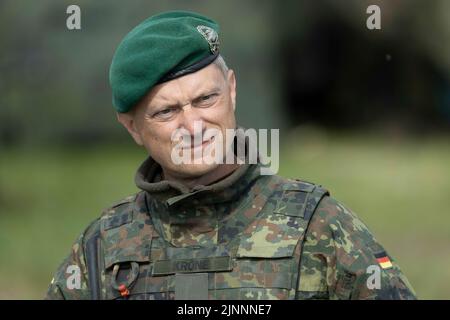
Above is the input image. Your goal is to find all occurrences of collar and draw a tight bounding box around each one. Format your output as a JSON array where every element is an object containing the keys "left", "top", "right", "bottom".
[{"left": 135, "top": 157, "right": 262, "bottom": 208}]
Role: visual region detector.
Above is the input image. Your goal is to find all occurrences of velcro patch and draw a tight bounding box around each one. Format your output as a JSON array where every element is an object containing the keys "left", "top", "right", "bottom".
[
  {"left": 152, "top": 256, "right": 232, "bottom": 275},
  {"left": 101, "top": 211, "right": 133, "bottom": 231}
]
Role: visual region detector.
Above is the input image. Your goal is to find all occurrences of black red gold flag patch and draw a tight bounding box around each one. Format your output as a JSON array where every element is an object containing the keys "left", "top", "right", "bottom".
[{"left": 375, "top": 251, "right": 393, "bottom": 269}]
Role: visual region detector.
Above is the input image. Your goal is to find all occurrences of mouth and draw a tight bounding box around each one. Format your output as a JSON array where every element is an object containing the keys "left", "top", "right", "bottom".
[{"left": 182, "top": 136, "right": 215, "bottom": 150}]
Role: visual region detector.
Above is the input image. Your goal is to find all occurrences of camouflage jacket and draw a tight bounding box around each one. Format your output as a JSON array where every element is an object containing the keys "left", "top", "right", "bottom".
[{"left": 45, "top": 157, "right": 416, "bottom": 300}]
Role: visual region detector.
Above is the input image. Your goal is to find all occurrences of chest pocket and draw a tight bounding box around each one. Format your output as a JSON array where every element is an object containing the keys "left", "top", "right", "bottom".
[{"left": 213, "top": 209, "right": 309, "bottom": 300}]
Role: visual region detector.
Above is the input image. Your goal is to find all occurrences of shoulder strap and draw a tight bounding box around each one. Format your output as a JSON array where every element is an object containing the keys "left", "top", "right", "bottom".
[
  {"left": 85, "top": 228, "right": 101, "bottom": 300},
  {"left": 273, "top": 180, "right": 329, "bottom": 220}
]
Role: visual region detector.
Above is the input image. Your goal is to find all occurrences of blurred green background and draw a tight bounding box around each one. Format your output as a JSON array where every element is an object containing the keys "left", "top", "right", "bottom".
[{"left": 0, "top": 0, "right": 449, "bottom": 299}]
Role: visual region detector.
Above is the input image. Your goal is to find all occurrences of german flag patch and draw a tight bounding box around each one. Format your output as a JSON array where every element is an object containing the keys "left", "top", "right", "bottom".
[{"left": 375, "top": 251, "right": 393, "bottom": 269}]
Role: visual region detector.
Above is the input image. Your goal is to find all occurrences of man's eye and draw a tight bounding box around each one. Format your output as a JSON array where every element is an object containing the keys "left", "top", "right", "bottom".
[
  {"left": 153, "top": 107, "right": 177, "bottom": 119},
  {"left": 202, "top": 94, "right": 214, "bottom": 101},
  {"left": 196, "top": 93, "right": 218, "bottom": 106}
]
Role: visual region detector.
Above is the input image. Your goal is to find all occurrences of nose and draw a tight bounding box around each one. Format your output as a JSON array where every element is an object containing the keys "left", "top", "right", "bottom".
[{"left": 179, "top": 104, "right": 206, "bottom": 137}]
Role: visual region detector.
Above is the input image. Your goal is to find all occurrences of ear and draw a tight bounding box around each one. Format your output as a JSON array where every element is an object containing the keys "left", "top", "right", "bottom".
[
  {"left": 116, "top": 112, "right": 144, "bottom": 146},
  {"left": 227, "top": 69, "right": 236, "bottom": 111}
]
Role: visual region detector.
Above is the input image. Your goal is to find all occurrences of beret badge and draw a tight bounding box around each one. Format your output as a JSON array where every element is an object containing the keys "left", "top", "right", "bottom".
[{"left": 196, "top": 25, "right": 220, "bottom": 54}]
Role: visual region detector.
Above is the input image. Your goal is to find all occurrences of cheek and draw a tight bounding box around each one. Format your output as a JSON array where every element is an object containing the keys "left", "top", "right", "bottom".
[
  {"left": 139, "top": 122, "right": 173, "bottom": 151},
  {"left": 211, "top": 97, "right": 235, "bottom": 123},
  {"left": 222, "top": 102, "right": 236, "bottom": 127}
]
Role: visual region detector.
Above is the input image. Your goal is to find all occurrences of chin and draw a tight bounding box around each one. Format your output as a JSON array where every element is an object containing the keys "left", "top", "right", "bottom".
[{"left": 171, "top": 162, "right": 220, "bottom": 179}]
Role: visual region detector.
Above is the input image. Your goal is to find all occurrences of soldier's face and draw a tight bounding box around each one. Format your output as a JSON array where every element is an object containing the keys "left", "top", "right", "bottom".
[{"left": 119, "top": 63, "right": 237, "bottom": 179}]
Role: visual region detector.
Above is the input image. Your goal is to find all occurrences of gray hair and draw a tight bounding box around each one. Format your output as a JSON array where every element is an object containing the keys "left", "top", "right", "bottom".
[{"left": 213, "top": 54, "right": 229, "bottom": 78}]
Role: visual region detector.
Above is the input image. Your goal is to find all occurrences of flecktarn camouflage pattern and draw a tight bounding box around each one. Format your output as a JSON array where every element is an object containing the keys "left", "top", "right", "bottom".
[{"left": 45, "top": 157, "right": 416, "bottom": 300}]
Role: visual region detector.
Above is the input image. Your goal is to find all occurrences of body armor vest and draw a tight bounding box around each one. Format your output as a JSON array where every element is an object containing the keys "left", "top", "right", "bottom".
[{"left": 85, "top": 175, "right": 329, "bottom": 300}]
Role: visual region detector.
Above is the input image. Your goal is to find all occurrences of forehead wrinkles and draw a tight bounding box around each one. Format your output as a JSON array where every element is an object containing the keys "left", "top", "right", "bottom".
[{"left": 146, "top": 80, "right": 185, "bottom": 108}]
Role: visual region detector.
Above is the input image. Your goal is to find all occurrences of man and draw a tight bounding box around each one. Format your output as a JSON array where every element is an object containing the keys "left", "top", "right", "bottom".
[{"left": 46, "top": 11, "right": 416, "bottom": 300}]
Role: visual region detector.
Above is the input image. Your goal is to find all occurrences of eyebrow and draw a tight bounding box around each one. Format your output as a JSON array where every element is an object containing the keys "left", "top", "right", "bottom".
[
  {"left": 148, "top": 86, "right": 222, "bottom": 111},
  {"left": 191, "top": 87, "right": 221, "bottom": 103}
]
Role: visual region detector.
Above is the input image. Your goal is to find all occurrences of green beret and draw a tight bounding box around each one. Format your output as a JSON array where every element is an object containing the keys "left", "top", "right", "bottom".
[{"left": 109, "top": 11, "right": 220, "bottom": 113}]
